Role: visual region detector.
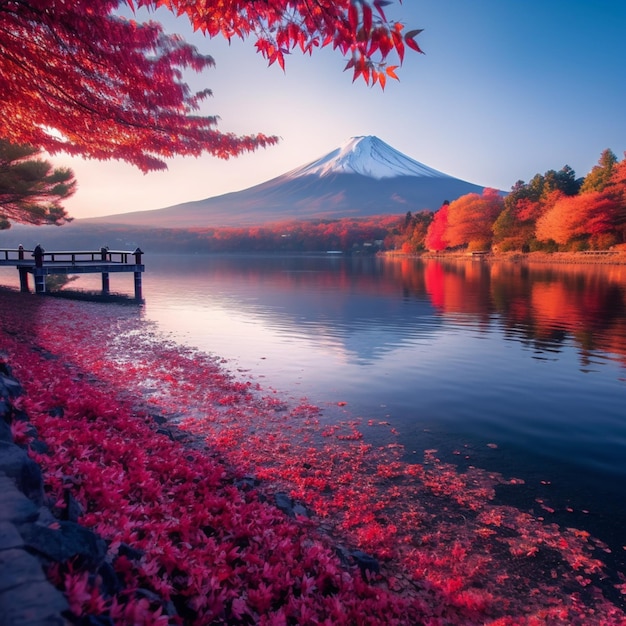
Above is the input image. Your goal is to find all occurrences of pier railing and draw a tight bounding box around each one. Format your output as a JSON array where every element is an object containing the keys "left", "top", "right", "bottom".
[{"left": 0, "top": 247, "right": 142, "bottom": 264}]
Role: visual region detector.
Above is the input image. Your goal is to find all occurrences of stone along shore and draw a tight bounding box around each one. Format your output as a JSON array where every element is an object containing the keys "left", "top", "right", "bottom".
[
  {"left": 0, "top": 364, "right": 68, "bottom": 626},
  {"left": 0, "top": 366, "right": 102, "bottom": 626}
]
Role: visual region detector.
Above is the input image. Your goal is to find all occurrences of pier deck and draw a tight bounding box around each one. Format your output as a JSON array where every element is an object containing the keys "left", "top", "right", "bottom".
[{"left": 0, "top": 247, "right": 144, "bottom": 300}]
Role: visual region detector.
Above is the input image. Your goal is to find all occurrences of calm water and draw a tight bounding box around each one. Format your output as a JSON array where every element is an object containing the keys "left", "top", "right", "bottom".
[{"left": 3, "top": 254, "right": 626, "bottom": 561}]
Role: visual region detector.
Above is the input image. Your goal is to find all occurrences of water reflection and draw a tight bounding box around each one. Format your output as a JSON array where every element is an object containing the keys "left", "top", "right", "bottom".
[
  {"left": 375, "top": 257, "right": 626, "bottom": 373},
  {"left": 144, "top": 255, "right": 444, "bottom": 366},
  {"left": 4, "top": 255, "right": 626, "bottom": 374},
  {"left": 143, "top": 255, "right": 626, "bottom": 376},
  {"left": 139, "top": 256, "right": 626, "bottom": 492}
]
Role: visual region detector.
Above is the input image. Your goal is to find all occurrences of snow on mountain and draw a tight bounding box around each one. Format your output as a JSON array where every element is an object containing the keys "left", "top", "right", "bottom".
[{"left": 286, "top": 136, "right": 450, "bottom": 180}]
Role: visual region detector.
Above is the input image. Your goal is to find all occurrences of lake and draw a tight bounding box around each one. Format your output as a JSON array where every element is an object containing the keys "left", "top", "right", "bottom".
[{"left": 2, "top": 253, "right": 626, "bottom": 574}]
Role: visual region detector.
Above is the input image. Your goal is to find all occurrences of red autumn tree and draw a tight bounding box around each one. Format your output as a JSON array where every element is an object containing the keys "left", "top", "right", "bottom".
[
  {"left": 424, "top": 202, "right": 450, "bottom": 251},
  {"left": 609, "top": 153, "right": 626, "bottom": 189},
  {"left": 446, "top": 188, "right": 504, "bottom": 250},
  {"left": 1, "top": 1, "right": 422, "bottom": 173}
]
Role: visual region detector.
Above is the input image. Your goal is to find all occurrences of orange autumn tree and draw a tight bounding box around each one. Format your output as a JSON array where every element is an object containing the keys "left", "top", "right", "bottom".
[
  {"left": 445, "top": 188, "right": 504, "bottom": 251},
  {"left": 603, "top": 152, "right": 626, "bottom": 241},
  {"left": 536, "top": 189, "right": 624, "bottom": 250},
  {"left": 1, "top": 0, "right": 422, "bottom": 174},
  {"left": 534, "top": 151, "right": 626, "bottom": 250}
]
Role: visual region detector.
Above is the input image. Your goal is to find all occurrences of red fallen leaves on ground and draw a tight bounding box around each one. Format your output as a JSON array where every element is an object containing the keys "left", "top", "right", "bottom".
[{"left": 1, "top": 290, "right": 626, "bottom": 624}]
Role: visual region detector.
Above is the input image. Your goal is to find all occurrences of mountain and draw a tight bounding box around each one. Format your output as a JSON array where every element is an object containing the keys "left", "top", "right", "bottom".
[
  {"left": 83, "top": 136, "right": 495, "bottom": 228},
  {"left": 285, "top": 135, "right": 451, "bottom": 179}
]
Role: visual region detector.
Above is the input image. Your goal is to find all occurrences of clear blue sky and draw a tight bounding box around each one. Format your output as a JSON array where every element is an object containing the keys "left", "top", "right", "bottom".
[{"left": 60, "top": 1, "right": 626, "bottom": 218}]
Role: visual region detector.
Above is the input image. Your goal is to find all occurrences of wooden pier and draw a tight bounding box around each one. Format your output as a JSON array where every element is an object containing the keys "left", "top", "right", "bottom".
[{"left": 0, "top": 246, "right": 145, "bottom": 300}]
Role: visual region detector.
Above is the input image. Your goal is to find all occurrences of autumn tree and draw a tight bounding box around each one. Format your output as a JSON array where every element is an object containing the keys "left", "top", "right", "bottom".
[
  {"left": 424, "top": 202, "right": 449, "bottom": 251},
  {"left": 0, "top": 141, "right": 75, "bottom": 230},
  {"left": 445, "top": 189, "right": 504, "bottom": 250},
  {"left": 493, "top": 166, "right": 582, "bottom": 251},
  {"left": 535, "top": 191, "right": 622, "bottom": 249},
  {"left": 1, "top": 0, "right": 421, "bottom": 173},
  {"left": 399, "top": 210, "right": 433, "bottom": 253},
  {"left": 609, "top": 153, "right": 626, "bottom": 191},
  {"left": 532, "top": 152, "right": 626, "bottom": 249},
  {"left": 608, "top": 155, "right": 626, "bottom": 242}
]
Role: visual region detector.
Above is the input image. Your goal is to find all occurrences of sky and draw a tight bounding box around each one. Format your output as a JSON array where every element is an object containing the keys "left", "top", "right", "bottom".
[{"left": 58, "top": 1, "right": 626, "bottom": 219}]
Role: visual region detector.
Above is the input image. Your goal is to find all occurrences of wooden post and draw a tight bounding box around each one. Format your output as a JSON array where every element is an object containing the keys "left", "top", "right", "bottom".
[
  {"left": 33, "top": 244, "right": 44, "bottom": 268},
  {"left": 34, "top": 270, "right": 46, "bottom": 294},
  {"left": 18, "top": 268, "right": 29, "bottom": 292},
  {"left": 133, "top": 248, "right": 144, "bottom": 301},
  {"left": 134, "top": 271, "right": 142, "bottom": 300},
  {"left": 100, "top": 246, "right": 110, "bottom": 294}
]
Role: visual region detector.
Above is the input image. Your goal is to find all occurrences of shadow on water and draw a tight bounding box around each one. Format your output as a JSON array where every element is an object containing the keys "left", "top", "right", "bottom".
[{"left": 44, "top": 289, "right": 144, "bottom": 306}]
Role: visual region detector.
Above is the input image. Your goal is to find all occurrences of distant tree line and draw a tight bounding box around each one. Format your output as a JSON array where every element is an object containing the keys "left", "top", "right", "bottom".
[
  {"left": 186, "top": 216, "right": 401, "bottom": 253},
  {"left": 14, "top": 216, "right": 403, "bottom": 255},
  {"left": 401, "top": 148, "right": 626, "bottom": 254}
]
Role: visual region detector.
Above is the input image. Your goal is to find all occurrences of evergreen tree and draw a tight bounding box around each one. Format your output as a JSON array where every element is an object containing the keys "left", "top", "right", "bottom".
[
  {"left": 543, "top": 165, "right": 582, "bottom": 196},
  {"left": 581, "top": 149, "right": 618, "bottom": 193},
  {"left": 0, "top": 140, "right": 75, "bottom": 229}
]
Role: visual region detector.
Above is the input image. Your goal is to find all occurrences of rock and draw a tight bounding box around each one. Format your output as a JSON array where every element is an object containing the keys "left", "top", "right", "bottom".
[
  {"left": 274, "top": 492, "right": 294, "bottom": 517},
  {"left": 334, "top": 545, "right": 351, "bottom": 567},
  {"left": 273, "top": 492, "right": 310, "bottom": 518},
  {"left": 0, "top": 373, "right": 23, "bottom": 399},
  {"left": 61, "top": 491, "right": 83, "bottom": 524},
  {"left": 0, "top": 477, "right": 39, "bottom": 524},
  {"left": 0, "top": 548, "right": 47, "bottom": 592},
  {"left": 0, "top": 420, "right": 12, "bottom": 443},
  {"left": 292, "top": 503, "right": 309, "bottom": 518},
  {"left": 0, "top": 522, "right": 24, "bottom": 550},
  {"left": 0, "top": 443, "right": 44, "bottom": 505},
  {"left": 0, "top": 398, "right": 11, "bottom": 420},
  {"left": 0, "top": 580, "right": 68, "bottom": 626},
  {"left": 0, "top": 362, "right": 13, "bottom": 378},
  {"left": 97, "top": 560, "right": 123, "bottom": 597},
  {"left": 350, "top": 550, "right": 380, "bottom": 578},
  {"left": 156, "top": 428, "right": 175, "bottom": 441},
  {"left": 20, "top": 520, "right": 107, "bottom": 568},
  {"left": 117, "top": 542, "right": 144, "bottom": 561},
  {"left": 234, "top": 475, "right": 259, "bottom": 491},
  {"left": 74, "top": 616, "right": 114, "bottom": 626}
]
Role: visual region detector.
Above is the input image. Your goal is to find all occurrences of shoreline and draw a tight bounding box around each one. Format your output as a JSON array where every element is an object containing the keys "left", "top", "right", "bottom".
[
  {"left": 380, "top": 250, "right": 626, "bottom": 265},
  {"left": 2, "top": 288, "right": 626, "bottom": 624}
]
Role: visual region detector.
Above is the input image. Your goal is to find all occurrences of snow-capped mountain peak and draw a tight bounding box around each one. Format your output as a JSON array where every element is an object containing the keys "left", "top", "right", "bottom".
[{"left": 286, "top": 136, "right": 450, "bottom": 180}]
